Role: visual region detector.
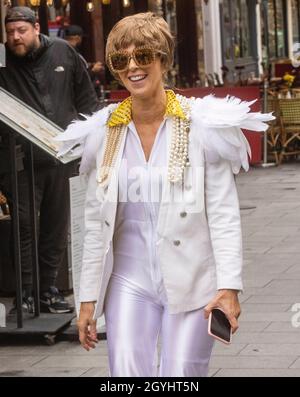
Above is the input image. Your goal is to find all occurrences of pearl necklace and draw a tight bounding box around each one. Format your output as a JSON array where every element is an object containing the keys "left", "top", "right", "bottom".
[{"left": 168, "top": 95, "right": 191, "bottom": 183}]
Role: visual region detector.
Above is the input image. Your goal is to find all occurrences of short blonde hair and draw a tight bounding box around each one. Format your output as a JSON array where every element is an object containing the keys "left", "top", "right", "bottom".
[{"left": 106, "top": 12, "right": 174, "bottom": 78}]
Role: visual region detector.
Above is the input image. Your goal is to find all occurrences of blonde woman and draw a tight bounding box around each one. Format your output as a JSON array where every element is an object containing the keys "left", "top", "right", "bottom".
[{"left": 57, "top": 12, "right": 273, "bottom": 377}]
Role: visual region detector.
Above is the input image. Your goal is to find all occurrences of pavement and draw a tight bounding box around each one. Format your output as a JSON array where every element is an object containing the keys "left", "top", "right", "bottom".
[{"left": 0, "top": 162, "right": 300, "bottom": 377}]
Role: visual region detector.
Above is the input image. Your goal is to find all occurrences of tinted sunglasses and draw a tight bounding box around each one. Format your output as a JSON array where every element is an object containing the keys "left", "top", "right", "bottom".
[{"left": 108, "top": 47, "right": 160, "bottom": 73}]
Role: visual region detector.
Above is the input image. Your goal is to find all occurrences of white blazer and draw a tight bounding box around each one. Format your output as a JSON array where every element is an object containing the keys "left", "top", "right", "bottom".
[{"left": 56, "top": 94, "right": 274, "bottom": 319}]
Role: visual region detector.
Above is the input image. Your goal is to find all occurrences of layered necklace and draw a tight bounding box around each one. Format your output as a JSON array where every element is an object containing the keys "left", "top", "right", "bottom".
[
  {"left": 97, "top": 90, "right": 191, "bottom": 186},
  {"left": 167, "top": 93, "right": 191, "bottom": 183}
]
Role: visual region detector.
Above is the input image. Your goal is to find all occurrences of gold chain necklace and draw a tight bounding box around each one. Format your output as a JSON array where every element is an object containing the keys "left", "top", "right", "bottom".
[{"left": 97, "top": 124, "right": 126, "bottom": 185}]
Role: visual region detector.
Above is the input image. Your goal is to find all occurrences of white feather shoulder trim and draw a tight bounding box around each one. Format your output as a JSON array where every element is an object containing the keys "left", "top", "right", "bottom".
[
  {"left": 54, "top": 104, "right": 117, "bottom": 174},
  {"left": 190, "top": 95, "right": 275, "bottom": 174}
]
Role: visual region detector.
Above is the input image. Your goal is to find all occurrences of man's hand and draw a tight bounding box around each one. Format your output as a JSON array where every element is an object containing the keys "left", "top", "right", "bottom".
[
  {"left": 204, "top": 289, "right": 241, "bottom": 333},
  {"left": 77, "top": 302, "right": 98, "bottom": 351},
  {"left": 91, "top": 61, "right": 103, "bottom": 74}
]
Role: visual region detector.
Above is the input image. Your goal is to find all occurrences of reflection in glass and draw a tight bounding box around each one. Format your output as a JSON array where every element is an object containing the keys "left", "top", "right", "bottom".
[
  {"left": 233, "top": 0, "right": 252, "bottom": 59},
  {"left": 291, "top": 0, "right": 300, "bottom": 45},
  {"left": 223, "top": 0, "right": 232, "bottom": 61},
  {"left": 266, "top": 0, "right": 287, "bottom": 59},
  {"left": 222, "top": 0, "right": 252, "bottom": 61}
]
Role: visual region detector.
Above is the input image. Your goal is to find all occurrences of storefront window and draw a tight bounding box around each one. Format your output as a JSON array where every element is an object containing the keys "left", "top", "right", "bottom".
[
  {"left": 232, "top": 0, "right": 252, "bottom": 58},
  {"left": 267, "top": 0, "right": 276, "bottom": 58},
  {"left": 194, "top": 0, "right": 205, "bottom": 84},
  {"left": 222, "top": 0, "right": 232, "bottom": 61},
  {"left": 275, "top": 0, "right": 286, "bottom": 57},
  {"left": 221, "top": 0, "right": 253, "bottom": 61},
  {"left": 260, "top": 3, "right": 268, "bottom": 65},
  {"left": 265, "top": 0, "right": 287, "bottom": 59},
  {"left": 291, "top": 0, "right": 300, "bottom": 45}
]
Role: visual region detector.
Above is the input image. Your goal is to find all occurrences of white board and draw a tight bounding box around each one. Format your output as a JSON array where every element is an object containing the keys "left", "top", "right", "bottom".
[{"left": 69, "top": 175, "right": 105, "bottom": 331}]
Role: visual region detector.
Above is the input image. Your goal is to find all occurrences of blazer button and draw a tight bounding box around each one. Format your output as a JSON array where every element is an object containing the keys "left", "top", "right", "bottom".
[
  {"left": 105, "top": 220, "right": 110, "bottom": 227},
  {"left": 173, "top": 240, "right": 181, "bottom": 246},
  {"left": 180, "top": 211, "right": 187, "bottom": 218}
]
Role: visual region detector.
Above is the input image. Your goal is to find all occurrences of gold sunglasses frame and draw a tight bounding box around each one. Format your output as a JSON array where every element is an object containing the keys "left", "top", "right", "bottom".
[{"left": 108, "top": 46, "right": 159, "bottom": 73}]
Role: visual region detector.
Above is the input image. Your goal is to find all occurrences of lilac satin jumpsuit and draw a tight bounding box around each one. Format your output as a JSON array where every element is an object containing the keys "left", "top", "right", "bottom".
[{"left": 103, "top": 119, "right": 215, "bottom": 377}]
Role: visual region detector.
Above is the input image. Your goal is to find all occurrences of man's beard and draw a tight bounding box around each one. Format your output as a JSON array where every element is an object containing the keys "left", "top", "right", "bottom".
[{"left": 10, "top": 40, "right": 39, "bottom": 58}]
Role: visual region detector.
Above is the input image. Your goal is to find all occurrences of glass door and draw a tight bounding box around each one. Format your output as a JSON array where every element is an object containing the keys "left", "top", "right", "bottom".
[{"left": 220, "top": 0, "right": 258, "bottom": 83}]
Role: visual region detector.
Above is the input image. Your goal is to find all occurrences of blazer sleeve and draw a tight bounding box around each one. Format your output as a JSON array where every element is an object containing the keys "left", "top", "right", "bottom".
[
  {"left": 204, "top": 156, "right": 243, "bottom": 291},
  {"left": 190, "top": 94, "right": 274, "bottom": 290},
  {"left": 79, "top": 168, "right": 104, "bottom": 302}
]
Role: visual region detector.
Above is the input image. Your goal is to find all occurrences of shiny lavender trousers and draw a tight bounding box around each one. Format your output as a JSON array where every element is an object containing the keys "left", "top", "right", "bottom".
[{"left": 104, "top": 275, "right": 215, "bottom": 377}]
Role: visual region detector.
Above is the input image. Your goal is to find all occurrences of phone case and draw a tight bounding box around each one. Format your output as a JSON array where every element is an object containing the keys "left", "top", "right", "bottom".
[{"left": 208, "top": 308, "right": 232, "bottom": 345}]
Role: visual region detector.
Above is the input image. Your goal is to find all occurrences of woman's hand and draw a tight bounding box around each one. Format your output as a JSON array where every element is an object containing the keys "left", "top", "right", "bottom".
[
  {"left": 204, "top": 289, "right": 241, "bottom": 333},
  {"left": 77, "top": 302, "right": 98, "bottom": 351}
]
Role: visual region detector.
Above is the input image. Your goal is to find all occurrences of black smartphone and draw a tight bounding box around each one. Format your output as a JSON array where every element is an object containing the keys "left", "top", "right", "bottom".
[{"left": 208, "top": 308, "right": 232, "bottom": 344}]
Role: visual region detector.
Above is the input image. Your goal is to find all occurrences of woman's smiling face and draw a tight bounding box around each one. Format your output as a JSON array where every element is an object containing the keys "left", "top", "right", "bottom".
[{"left": 117, "top": 44, "right": 165, "bottom": 99}]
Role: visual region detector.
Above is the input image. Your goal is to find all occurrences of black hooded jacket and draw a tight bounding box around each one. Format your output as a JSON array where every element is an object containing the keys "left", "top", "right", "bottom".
[{"left": 0, "top": 34, "right": 99, "bottom": 166}]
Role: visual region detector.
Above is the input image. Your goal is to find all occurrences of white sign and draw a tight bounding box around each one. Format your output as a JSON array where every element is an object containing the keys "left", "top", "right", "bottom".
[
  {"left": 69, "top": 175, "right": 105, "bottom": 332},
  {"left": 69, "top": 175, "right": 87, "bottom": 316},
  {"left": 0, "top": 303, "right": 6, "bottom": 327},
  {"left": 0, "top": 44, "right": 5, "bottom": 68}
]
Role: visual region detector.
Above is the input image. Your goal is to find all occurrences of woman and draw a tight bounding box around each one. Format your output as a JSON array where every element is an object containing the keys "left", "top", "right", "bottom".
[{"left": 57, "top": 12, "right": 273, "bottom": 377}]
